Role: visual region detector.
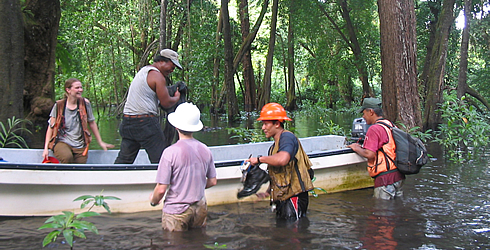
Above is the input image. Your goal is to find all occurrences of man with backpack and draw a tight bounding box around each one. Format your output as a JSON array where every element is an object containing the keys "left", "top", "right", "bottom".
[{"left": 348, "top": 98, "right": 405, "bottom": 200}]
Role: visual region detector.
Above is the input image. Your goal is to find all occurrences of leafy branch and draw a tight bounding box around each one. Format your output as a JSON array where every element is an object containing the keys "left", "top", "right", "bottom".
[{"left": 38, "top": 191, "right": 121, "bottom": 248}]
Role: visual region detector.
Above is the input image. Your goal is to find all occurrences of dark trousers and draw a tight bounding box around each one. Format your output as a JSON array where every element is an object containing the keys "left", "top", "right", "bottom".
[
  {"left": 274, "top": 191, "right": 309, "bottom": 221},
  {"left": 114, "top": 116, "right": 168, "bottom": 164}
]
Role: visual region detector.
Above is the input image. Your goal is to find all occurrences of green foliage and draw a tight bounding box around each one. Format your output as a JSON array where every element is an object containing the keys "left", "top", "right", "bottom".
[
  {"left": 203, "top": 242, "right": 228, "bottom": 249},
  {"left": 434, "top": 96, "right": 490, "bottom": 162},
  {"left": 227, "top": 127, "right": 269, "bottom": 144},
  {"left": 309, "top": 176, "right": 327, "bottom": 198},
  {"left": 315, "top": 120, "right": 346, "bottom": 137},
  {"left": 73, "top": 192, "right": 121, "bottom": 214},
  {"left": 38, "top": 211, "right": 99, "bottom": 248},
  {"left": 0, "top": 116, "right": 32, "bottom": 148},
  {"left": 38, "top": 192, "right": 121, "bottom": 248},
  {"left": 396, "top": 123, "right": 433, "bottom": 143}
]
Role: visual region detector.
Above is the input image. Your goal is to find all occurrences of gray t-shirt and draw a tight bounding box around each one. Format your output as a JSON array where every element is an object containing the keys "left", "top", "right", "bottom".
[
  {"left": 123, "top": 65, "right": 160, "bottom": 115},
  {"left": 155, "top": 138, "right": 217, "bottom": 214},
  {"left": 49, "top": 100, "right": 95, "bottom": 148}
]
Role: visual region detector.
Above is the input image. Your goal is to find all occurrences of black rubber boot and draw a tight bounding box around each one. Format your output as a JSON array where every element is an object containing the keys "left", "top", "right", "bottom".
[{"left": 237, "top": 165, "right": 270, "bottom": 198}]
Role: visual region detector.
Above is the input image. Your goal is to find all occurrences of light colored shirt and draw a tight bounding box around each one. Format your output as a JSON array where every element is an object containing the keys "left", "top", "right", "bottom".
[
  {"left": 124, "top": 65, "right": 160, "bottom": 115},
  {"left": 155, "top": 138, "right": 217, "bottom": 214},
  {"left": 49, "top": 100, "right": 95, "bottom": 148}
]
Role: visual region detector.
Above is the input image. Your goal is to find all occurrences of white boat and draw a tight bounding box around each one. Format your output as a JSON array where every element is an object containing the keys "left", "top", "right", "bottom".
[{"left": 0, "top": 135, "right": 370, "bottom": 216}]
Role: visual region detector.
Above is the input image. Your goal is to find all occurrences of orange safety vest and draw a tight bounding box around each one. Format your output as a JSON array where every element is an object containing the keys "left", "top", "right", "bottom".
[
  {"left": 48, "top": 98, "right": 92, "bottom": 150},
  {"left": 367, "top": 119, "right": 397, "bottom": 178}
]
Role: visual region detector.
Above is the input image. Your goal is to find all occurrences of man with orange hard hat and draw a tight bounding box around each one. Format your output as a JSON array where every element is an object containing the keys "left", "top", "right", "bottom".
[{"left": 246, "top": 103, "right": 314, "bottom": 221}]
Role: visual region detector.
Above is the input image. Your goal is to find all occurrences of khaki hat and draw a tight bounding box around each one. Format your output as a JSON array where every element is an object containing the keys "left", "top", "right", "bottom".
[
  {"left": 358, "top": 98, "right": 382, "bottom": 113},
  {"left": 160, "top": 49, "right": 182, "bottom": 70}
]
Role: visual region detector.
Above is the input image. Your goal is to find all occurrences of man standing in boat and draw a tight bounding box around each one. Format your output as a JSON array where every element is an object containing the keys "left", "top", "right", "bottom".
[
  {"left": 114, "top": 49, "right": 182, "bottom": 164},
  {"left": 348, "top": 98, "right": 405, "bottom": 199},
  {"left": 150, "top": 103, "right": 217, "bottom": 231},
  {"left": 246, "top": 103, "right": 314, "bottom": 221}
]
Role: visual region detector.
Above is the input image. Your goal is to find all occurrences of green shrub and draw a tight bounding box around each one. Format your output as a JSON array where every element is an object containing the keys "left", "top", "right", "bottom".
[
  {"left": 434, "top": 96, "right": 490, "bottom": 162},
  {"left": 38, "top": 191, "right": 121, "bottom": 248},
  {"left": 0, "top": 116, "right": 32, "bottom": 148}
]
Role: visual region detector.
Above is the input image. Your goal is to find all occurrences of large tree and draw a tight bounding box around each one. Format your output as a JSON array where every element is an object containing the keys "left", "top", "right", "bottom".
[
  {"left": 23, "top": 0, "right": 61, "bottom": 124},
  {"left": 422, "top": 0, "right": 455, "bottom": 131},
  {"left": 456, "top": 0, "right": 490, "bottom": 110},
  {"left": 378, "top": 0, "right": 421, "bottom": 128},
  {"left": 221, "top": 0, "right": 239, "bottom": 121},
  {"left": 285, "top": 0, "right": 296, "bottom": 110},
  {"left": 0, "top": 0, "right": 24, "bottom": 122},
  {"left": 238, "top": 0, "right": 257, "bottom": 112},
  {"left": 316, "top": 0, "right": 374, "bottom": 99},
  {"left": 259, "top": 0, "right": 279, "bottom": 108}
]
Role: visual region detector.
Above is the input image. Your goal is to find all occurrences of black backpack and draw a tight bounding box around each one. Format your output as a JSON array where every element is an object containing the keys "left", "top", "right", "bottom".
[{"left": 377, "top": 121, "right": 429, "bottom": 175}]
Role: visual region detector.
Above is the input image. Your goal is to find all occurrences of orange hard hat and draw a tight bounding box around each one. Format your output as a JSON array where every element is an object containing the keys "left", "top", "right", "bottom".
[{"left": 257, "top": 103, "right": 292, "bottom": 122}]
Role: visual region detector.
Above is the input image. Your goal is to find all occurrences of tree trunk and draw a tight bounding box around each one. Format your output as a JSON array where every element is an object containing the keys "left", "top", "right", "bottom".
[
  {"left": 0, "top": 0, "right": 24, "bottom": 122},
  {"left": 338, "top": 0, "right": 372, "bottom": 98},
  {"left": 316, "top": 0, "right": 373, "bottom": 98},
  {"left": 159, "top": 0, "right": 167, "bottom": 50},
  {"left": 260, "top": 0, "right": 278, "bottom": 108},
  {"left": 212, "top": 9, "right": 223, "bottom": 114},
  {"left": 422, "top": 0, "right": 455, "bottom": 131},
  {"left": 221, "top": 0, "right": 239, "bottom": 121},
  {"left": 285, "top": 0, "right": 296, "bottom": 110},
  {"left": 378, "top": 0, "right": 421, "bottom": 129},
  {"left": 238, "top": 0, "right": 256, "bottom": 112},
  {"left": 457, "top": 0, "right": 471, "bottom": 99},
  {"left": 23, "top": 0, "right": 61, "bottom": 124},
  {"left": 418, "top": 2, "right": 438, "bottom": 107}
]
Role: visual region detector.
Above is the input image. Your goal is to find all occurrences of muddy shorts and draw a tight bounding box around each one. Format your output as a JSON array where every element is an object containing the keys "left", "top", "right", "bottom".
[
  {"left": 161, "top": 198, "right": 207, "bottom": 231},
  {"left": 373, "top": 180, "right": 404, "bottom": 200}
]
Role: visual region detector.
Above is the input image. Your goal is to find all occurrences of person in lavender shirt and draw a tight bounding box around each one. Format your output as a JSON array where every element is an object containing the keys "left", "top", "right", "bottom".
[{"left": 150, "top": 102, "right": 217, "bottom": 231}]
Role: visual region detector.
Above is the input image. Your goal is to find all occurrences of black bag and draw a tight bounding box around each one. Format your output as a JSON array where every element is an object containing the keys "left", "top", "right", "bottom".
[{"left": 377, "top": 121, "right": 429, "bottom": 175}]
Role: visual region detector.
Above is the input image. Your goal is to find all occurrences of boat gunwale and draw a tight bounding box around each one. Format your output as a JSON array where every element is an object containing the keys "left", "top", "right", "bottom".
[{"left": 0, "top": 148, "right": 355, "bottom": 171}]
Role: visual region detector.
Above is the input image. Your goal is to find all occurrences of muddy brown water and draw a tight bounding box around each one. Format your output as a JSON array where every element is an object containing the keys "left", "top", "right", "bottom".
[{"left": 1, "top": 149, "right": 490, "bottom": 249}]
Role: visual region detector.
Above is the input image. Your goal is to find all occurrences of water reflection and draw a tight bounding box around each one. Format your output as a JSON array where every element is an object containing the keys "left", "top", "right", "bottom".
[{"left": 360, "top": 200, "right": 400, "bottom": 250}]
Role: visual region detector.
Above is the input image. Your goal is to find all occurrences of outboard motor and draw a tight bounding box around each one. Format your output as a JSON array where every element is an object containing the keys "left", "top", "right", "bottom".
[{"left": 351, "top": 117, "right": 370, "bottom": 143}]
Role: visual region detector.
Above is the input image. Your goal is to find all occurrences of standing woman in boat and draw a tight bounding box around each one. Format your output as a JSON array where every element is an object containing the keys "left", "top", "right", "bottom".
[{"left": 42, "top": 78, "right": 114, "bottom": 163}]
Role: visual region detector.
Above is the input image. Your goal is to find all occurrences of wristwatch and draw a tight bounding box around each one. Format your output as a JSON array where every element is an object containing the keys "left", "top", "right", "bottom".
[
  {"left": 150, "top": 202, "right": 159, "bottom": 207},
  {"left": 257, "top": 155, "right": 262, "bottom": 164}
]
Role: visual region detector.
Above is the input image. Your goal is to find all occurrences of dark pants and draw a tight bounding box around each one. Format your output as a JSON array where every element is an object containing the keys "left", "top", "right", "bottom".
[
  {"left": 274, "top": 191, "right": 309, "bottom": 221},
  {"left": 114, "top": 116, "right": 168, "bottom": 164}
]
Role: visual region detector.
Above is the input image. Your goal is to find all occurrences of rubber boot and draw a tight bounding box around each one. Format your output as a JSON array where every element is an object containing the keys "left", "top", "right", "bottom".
[{"left": 237, "top": 165, "right": 270, "bottom": 198}]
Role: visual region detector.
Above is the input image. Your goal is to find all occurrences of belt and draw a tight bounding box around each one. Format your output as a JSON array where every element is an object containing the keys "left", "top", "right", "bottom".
[{"left": 123, "top": 114, "right": 155, "bottom": 118}]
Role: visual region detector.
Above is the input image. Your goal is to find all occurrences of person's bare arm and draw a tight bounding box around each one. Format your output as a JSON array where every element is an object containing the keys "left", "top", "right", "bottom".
[
  {"left": 88, "top": 121, "right": 114, "bottom": 150},
  {"left": 206, "top": 177, "right": 217, "bottom": 189},
  {"left": 42, "top": 117, "right": 56, "bottom": 160},
  {"left": 147, "top": 70, "right": 180, "bottom": 108},
  {"left": 347, "top": 143, "right": 376, "bottom": 161},
  {"left": 247, "top": 151, "right": 291, "bottom": 167},
  {"left": 150, "top": 183, "right": 168, "bottom": 206}
]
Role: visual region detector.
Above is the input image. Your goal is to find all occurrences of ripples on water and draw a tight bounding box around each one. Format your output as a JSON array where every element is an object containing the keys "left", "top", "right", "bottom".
[{"left": 1, "top": 157, "right": 489, "bottom": 249}]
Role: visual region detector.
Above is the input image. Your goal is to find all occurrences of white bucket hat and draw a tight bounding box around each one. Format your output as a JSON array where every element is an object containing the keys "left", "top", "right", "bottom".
[{"left": 167, "top": 102, "right": 203, "bottom": 132}]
